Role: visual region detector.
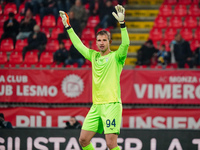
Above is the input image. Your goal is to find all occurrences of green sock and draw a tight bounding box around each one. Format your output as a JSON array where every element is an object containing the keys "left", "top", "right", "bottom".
[
  {"left": 82, "top": 143, "right": 95, "bottom": 150},
  {"left": 111, "top": 146, "right": 121, "bottom": 150}
]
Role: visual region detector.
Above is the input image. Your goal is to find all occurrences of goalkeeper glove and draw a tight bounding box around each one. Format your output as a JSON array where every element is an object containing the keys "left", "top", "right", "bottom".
[
  {"left": 112, "top": 4, "right": 125, "bottom": 24},
  {"left": 59, "top": 11, "right": 71, "bottom": 28}
]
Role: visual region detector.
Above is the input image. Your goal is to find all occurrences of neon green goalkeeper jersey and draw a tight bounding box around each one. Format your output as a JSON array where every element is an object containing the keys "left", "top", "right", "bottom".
[{"left": 67, "top": 27, "right": 129, "bottom": 104}]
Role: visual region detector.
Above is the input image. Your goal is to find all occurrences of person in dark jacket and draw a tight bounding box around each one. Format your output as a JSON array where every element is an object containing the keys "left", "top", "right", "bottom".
[
  {"left": 96, "top": 0, "right": 117, "bottom": 30},
  {"left": 53, "top": 41, "right": 69, "bottom": 64},
  {"left": 172, "top": 33, "right": 194, "bottom": 68},
  {"left": 136, "top": 39, "right": 158, "bottom": 65},
  {"left": 22, "top": 25, "right": 47, "bottom": 60},
  {"left": 194, "top": 45, "right": 200, "bottom": 66},
  {"left": 40, "top": 0, "right": 58, "bottom": 22},
  {"left": 16, "top": 9, "right": 37, "bottom": 40},
  {"left": 0, "top": 113, "right": 13, "bottom": 129},
  {"left": 65, "top": 116, "right": 82, "bottom": 129},
  {"left": 1, "top": 12, "right": 19, "bottom": 45},
  {"left": 64, "top": 44, "right": 85, "bottom": 67}
]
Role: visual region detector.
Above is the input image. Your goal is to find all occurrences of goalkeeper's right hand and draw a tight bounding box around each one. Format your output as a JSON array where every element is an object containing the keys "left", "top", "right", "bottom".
[{"left": 59, "top": 11, "right": 71, "bottom": 28}]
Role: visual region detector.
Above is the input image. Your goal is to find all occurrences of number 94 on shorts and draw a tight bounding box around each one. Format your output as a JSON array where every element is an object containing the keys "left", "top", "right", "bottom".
[{"left": 82, "top": 102, "right": 122, "bottom": 135}]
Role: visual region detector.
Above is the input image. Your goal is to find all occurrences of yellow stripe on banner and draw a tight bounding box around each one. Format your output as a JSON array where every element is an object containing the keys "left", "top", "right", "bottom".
[
  {"left": 126, "top": 10, "right": 159, "bottom": 17},
  {"left": 112, "top": 33, "right": 149, "bottom": 41},
  {"left": 125, "top": 57, "right": 137, "bottom": 65},
  {"left": 118, "top": 21, "right": 154, "bottom": 28},
  {"left": 110, "top": 45, "right": 141, "bottom": 53},
  {"left": 128, "top": 0, "right": 163, "bottom": 5}
]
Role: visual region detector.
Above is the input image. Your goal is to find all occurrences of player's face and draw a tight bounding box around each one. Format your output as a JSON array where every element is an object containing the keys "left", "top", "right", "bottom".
[{"left": 96, "top": 34, "right": 110, "bottom": 52}]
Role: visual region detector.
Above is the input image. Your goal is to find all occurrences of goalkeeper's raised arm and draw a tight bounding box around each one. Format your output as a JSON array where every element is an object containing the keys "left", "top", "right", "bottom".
[
  {"left": 112, "top": 4, "right": 130, "bottom": 62},
  {"left": 59, "top": 11, "right": 91, "bottom": 60}
]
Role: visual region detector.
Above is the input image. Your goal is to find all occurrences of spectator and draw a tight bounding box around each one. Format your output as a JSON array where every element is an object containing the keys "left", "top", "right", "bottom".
[
  {"left": 65, "top": 44, "right": 85, "bottom": 67},
  {"left": 1, "top": 12, "right": 19, "bottom": 45},
  {"left": 89, "top": 0, "right": 100, "bottom": 16},
  {"left": 171, "top": 33, "right": 194, "bottom": 68},
  {"left": 16, "top": 9, "right": 37, "bottom": 40},
  {"left": 157, "top": 44, "right": 170, "bottom": 68},
  {"left": 57, "top": 0, "right": 71, "bottom": 13},
  {"left": 53, "top": 41, "right": 69, "bottom": 64},
  {"left": 58, "top": 11, "right": 81, "bottom": 42},
  {"left": 40, "top": 0, "right": 58, "bottom": 22},
  {"left": 69, "top": 0, "right": 88, "bottom": 31},
  {"left": 22, "top": 25, "right": 47, "bottom": 60},
  {"left": 3, "top": 0, "right": 24, "bottom": 11},
  {"left": 194, "top": 44, "right": 200, "bottom": 66},
  {"left": 95, "top": 0, "right": 117, "bottom": 30},
  {"left": 65, "top": 116, "right": 82, "bottom": 129},
  {"left": 0, "top": 113, "right": 13, "bottom": 129},
  {"left": 24, "top": 0, "right": 43, "bottom": 16},
  {"left": 136, "top": 39, "right": 158, "bottom": 66}
]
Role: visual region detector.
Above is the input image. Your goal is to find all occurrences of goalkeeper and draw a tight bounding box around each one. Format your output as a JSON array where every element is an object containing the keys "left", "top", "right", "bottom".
[{"left": 59, "top": 4, "right": 129, "bottom": 150}]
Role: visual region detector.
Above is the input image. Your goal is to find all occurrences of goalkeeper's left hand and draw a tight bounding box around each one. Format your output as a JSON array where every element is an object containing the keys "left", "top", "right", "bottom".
[
  {"left": 59, "top": 10, "right": 71, "bottom": 28},
  {"left": 112, "top": 4, "right": 125, "bottom": 24}
]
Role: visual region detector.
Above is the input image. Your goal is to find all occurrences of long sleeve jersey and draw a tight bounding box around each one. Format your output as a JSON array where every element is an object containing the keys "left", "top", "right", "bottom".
[{"left": 67, "top": 27, "right": 129, "bottom": 104}]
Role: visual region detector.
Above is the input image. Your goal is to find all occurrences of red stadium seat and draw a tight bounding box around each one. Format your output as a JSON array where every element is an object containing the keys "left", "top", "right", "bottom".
[
  {"left": 81, "top": 28, "right": 96, "bottom": 41},
  {"left": 183, "top": 16, "right": 198, "bottom": 29},
  {"left": 0, "top": 52, "right": 8, "bottom": 64},
  {"left": 50, "top": 27, "right": 63, "bottom": 39},
  {"left": 149, "top": 28, "right": 163, "bottom": 41},
  {"left": 0, "top": 38, "right": 14, "bottom": 52},
  {"left": 33, "top": 14, "right": 41, "bottom": 26},
  {"left": 0, "top": 15, "right": 8, "bottom": 27},
  {"left": 168, "top": 16, "right": 183, "bottom": 29},
  {"left": 62, "top": 39, "right": 72, "bottom": 50},
  {"left": 160, "top": 39, "right": 172, "bottom": 51},
  {"left": 15, "top": 39, "right": 28, "bottom": 51},
  {"left": 163, "top": 0, "right": 177, "bottom": 5},
  {"left": 45, "top": 39, "right": 59, "bottom": 52},
  {"left": 163, "top": 28, "right": 177, "bottom": 41},
  {"left": 18, "top": 3, "right": 25, "bottom": 15},
  {"left": 15, "top": 14, "right": 24, "bottom": 22},
  {"left": 42, "top": 15, "right": 56, "bottom": 28},
  {"left": 9, "top": 51, "right": 23, "bottom": 65},
  {"left": 173, "top": 5, "right": 187, "bottom": 17},
  {"left": 4, "top": 3, "right": 17, "bottom": 15},
  {"left": 180, "top": 28, "right": 193, "bottom": 41},
  {"left": 86, "top": 16, "right": 100, "bottom": 28},
  {"left": 159, "top": 4, "right": 172, "bottom": 17},
  {"left": 177, "top": 0, "right": 192, "bottom": 5},
  {"left": 154, "top": 16, "right": 168, "bottom": 29},
  {"left": 57, "top": 17, "right": 63, "bottom": 28},
  {"left": 188, "top": 5, "right": 200, "bottom": 16},
  {"left": 41, "top": 27, "right": 50, "bottom": 38},
  {"left": 39, "top": 52, "right": 53, "bottom": 65},
  {"left": 190, "top": 39, "right": 199, "bottom": 51},
  {"left": 23, "top": 51, "right": 38, "bottom": 65},
  {"left": 194, "top": 28, "right": 200, "bottom": 40}
]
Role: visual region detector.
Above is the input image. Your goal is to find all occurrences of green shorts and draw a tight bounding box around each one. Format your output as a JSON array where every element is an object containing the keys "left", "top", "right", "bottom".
[{"left": 82, "top": 102, "right": 122, "bottom": 134}]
